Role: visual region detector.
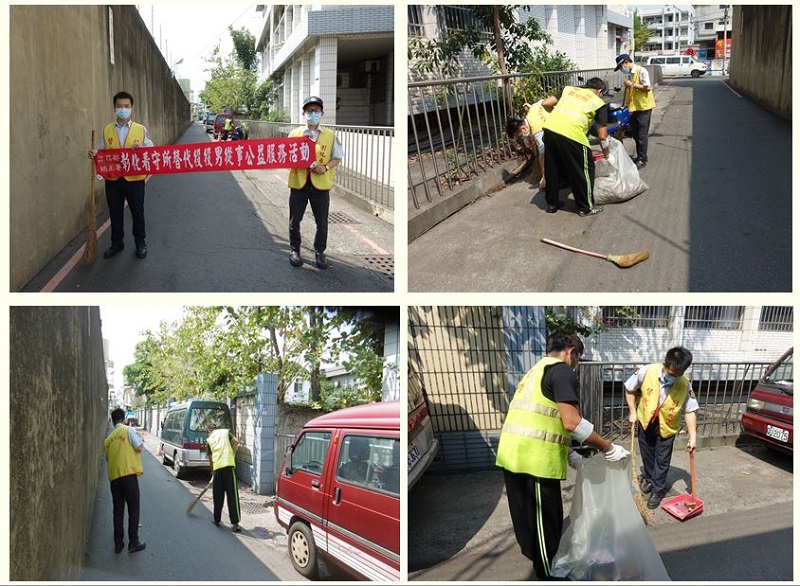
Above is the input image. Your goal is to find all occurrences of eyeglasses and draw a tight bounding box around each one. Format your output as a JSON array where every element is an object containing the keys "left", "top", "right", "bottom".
[{"left": 306, "top": 108, "right": 322, "bottom": 114}]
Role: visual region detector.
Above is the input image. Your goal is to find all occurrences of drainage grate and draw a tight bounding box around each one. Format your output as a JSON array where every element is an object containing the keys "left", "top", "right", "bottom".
[
  {"left": 240, "top": 500, "right": 272, "bottom": 515},
  {"left": 329, "top": 211, "right": 360, "bottom": 224},
  {"left": 363, "top": 256, "right": 394, "bottom": 282}
]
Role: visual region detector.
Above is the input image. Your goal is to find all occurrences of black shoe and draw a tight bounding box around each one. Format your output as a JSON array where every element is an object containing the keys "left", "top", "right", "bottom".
[
  {"left": 135, "top": 246, "right": 147, "bottom": 259},
  {"left": 232, "top": 524, "right": 242, "bottom": 533},
  {"left": 289, "top": 250, "right": 303, "bottom": 267},
  {"left": 546, "top": 205, "right": 560, "bottom": 214},
  {"left": 646, "top": 493, "right": 664, "bottom": 510},
  {"left": 639, "top": 478, "right": 653, "bottom": 494},
  {"left": 315, "top": 251, "right": 329, "bottom": 270},
  {"left": 635, "top": 159, "right": 647, "bottom": 170},
  {"left": 128, "top": 542, "right": 146, "bottom": 553},
  {"left": 577, "top": 206, "right": 604, "bottom": 217},
  {"left": 103, "top": 243, "right": 124, "bottom": 259},
  {"left": 212, "top": 519, "right": 220, "bottom": 527},
  {"left": 115, "top": 543, "right": 124, "bottom": 554}
]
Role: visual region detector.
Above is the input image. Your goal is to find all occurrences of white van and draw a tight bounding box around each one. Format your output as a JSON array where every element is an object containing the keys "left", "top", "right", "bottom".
[{"left": 646, "top": 55, "right": 707, "bottom": 78}]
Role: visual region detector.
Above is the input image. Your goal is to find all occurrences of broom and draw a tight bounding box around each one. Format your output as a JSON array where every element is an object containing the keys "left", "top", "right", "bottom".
[
  {"left": 81, "top": 129, "right": 98, "bottom": 265},
  {"left": 541, "top": 237, "right": 650, "bottom": 268},
  {"left": 630, "top": 423, "right": 652, "bottom": 525},
  {"left": 186, "top": 478, "right": 214, "bottom": 515}
]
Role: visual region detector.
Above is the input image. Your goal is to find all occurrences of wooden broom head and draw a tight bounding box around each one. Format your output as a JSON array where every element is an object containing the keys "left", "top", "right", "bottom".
[{"left": 607, "top": 249, "right": 650, "bottom": 268}]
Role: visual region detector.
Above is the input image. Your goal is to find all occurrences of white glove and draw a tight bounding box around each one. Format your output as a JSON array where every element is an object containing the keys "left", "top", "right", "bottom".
[
  {"left": 568, "top": 451, "right": 583, "bottom": 470},
  {"left": 605, "top": 444, "right": 630, "bottom": 462}
]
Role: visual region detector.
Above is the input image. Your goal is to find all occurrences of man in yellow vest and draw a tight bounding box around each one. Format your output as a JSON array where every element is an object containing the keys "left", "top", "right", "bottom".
[
  {"left": 222, "top": 115, "right": 234, "bottom": 141},
  {"left": 541, "top": 78, "right": 611, "bottom": 217},
  {"left": 88, "top": 91, "right": 154, "bottom": 259},
  {"left": 103, "top": 407, "right": 146, "bottom": 554},
  {"left": 505, "top": 100, "right": 549, "bottom": 190},
  {"left": 206, "top": 423, "right": 242, "bottom": 532},
  {"left": 625, "top": 346, "right": 698, "bottom": 509},
  {"left": 615, "top": 53, "right": 656, "bottom": 169},
  {"left": 287, "top": 96, "right": 344, "bottom": 270},
  {"left": 496, "top": 331, "right": 629, "bottom": 580}
]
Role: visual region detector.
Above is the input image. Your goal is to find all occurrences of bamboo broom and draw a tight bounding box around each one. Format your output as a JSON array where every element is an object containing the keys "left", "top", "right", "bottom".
[
  {"left": 81, "top": 130, "right": 98, "bottom": 265},
  {"left": 540, "top": 237, "right": 650, "bottom": 268},
  {"left": 630, "top": 423, "right": 652, "bottom": 525}
]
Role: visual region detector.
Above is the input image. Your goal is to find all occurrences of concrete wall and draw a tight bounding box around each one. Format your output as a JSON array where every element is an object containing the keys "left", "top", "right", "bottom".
[
  {"left": 10, "top": 5, "right": 192, "bottom": 291},
  {"left": 10, "top": 307, "right": 109, "bottom": 580},
  {"left": 729, "top": 5, "right": 792, "bottom": 120}
]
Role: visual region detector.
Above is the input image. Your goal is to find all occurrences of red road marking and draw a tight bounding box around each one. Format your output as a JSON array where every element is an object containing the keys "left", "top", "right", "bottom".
[{"left": 343, "top": 224, "right": 390, "bottom": 255}]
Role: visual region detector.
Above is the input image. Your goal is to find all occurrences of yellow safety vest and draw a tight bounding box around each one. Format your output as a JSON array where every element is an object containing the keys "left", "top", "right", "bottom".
[
  {"left": 103, "top": 122, "right": 147, "bottom": 182},
  {"left": 207, "top": 429, "right": 236, "bottom": 471},
  {"left": 636, "top": 363, "right": 689, "bottom": 438},
  {"left": 495, "top": 357, "right": 571, "bottom": 480},
  {"left": 288, "top": 126, "right": 336, "bottom": 191},
  {"left": 104, "top": 425, "right": 144, "bottom": 482},
  {"left": 224, "top": 118, "right": 233, "bottom": 131},
  {"left": 625, "top": 65, "right": 656, "bottom": 113},
  {"left": 543, "top": 86, "right": 606, "bottom": 147},
  {"left": 525, "top": 101, "right": 549, "bottom": 135}
]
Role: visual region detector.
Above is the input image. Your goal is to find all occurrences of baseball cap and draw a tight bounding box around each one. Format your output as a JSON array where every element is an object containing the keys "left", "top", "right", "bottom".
[
  {"left": 614, "top": 53, "right": 632, "bottom": 71},
  {"left": 302, "top": 96, "right": 324, "bottom": 110}
]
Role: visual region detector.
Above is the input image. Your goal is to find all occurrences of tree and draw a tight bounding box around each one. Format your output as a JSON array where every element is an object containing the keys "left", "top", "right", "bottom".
[
  {"left": 229, "top": 26, "right": 259, "bottom": 71},
  {"left": 632, "top": 11, "right": 652, "bottom": 58},
  {"left": 546, "top": 307, "right": 640, "bottom": 338},
  {"left": 198, "top": 26, "right": 259, "bottom": 114}
]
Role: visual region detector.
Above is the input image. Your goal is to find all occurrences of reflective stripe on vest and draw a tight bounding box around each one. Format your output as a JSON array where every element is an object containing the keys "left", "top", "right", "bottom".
[
  {"left": 104, "top": 425, "right": 144, "bottom": 481},
  {"left": 525, "top": 101, "right": 549, "bottom": 135},
  {"left": 636, "top": 363, "right": 689, "bottom": 438},
  {"left": 104, "top": 122, "right": 147, "bottom": 182},
  {"left": 626, "top": 65, "right": 656, "bottom": 113},
  {"left": 207, "top": 429, "right": 236, "bottom": 471},
  {"left": 495, "top": 357, "right": 570, "bottom": 480},
  {"left": 542, "top": 86, "right": 606, "bottom": 147},
  {"left": 288, "top": 126, "right": 336, "bottom": 190}
]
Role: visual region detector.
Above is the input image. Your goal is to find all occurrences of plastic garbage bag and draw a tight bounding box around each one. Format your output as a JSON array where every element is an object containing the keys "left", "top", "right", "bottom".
[
  {"left": 551, "top": 453, "right": 670, "bottom": 581},
  {"left": 593, "top": 137, "right": 648, "bottom": 204}
]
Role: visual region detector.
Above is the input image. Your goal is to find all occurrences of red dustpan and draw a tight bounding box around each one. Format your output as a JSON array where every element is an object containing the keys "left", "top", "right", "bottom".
[{"left": 661, "top": 450, "right": 704, "bottom": 521}]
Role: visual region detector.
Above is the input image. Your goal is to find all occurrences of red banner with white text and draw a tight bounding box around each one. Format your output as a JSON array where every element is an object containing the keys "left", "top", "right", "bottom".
[{"left": 94, "top": 137, "right": 315, "bottom": 179}]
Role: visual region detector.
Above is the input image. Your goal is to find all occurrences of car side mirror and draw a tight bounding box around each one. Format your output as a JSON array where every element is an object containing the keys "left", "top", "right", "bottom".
[{"left": 285, "top": 445, "right": 295, "bottom": 475}]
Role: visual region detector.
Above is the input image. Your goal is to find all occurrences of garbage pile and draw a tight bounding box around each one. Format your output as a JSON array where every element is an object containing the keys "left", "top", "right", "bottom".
[{"left": 593, "top": 137, "right": 649, "bottom": 205}]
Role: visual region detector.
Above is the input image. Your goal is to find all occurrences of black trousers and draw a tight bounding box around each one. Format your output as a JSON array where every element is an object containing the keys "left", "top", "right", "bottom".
[
  {"left": 542, "top": 129, "right": 595, "bottom": 213},
  {"left": 289, "top": 182, "right": 330, "bottom": 253},
  {"left": 105, "top": 178, "right": 146, "bottom": 247},
  {"left": 630, "top": 109, "right": 652, "bottom": 162},
  {"left": 637, "top": 419, "right": 676, "bottom": 497},
  {"left": 110, "top": 474, "right": 141, "bottom": 547},
  {"left": 212, "top": 465, "right": 241, "bottom": 525},
  {"left": 504, "top": 469, "right": 563, "bottom": 579}
]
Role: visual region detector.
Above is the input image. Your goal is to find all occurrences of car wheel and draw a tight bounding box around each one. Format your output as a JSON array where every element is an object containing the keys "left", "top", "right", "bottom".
[
  {"left": 174, "top": 454, "right": 187, "bottom": 479},
  {"left": 288, "top": 521, "right": 319, "bottom": 579},
  {"left": 691, "top": 70, "right": 700, "bottom": 78}
]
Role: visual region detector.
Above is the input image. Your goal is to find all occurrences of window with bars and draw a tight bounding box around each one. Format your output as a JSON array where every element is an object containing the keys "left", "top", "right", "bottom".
[
  {"left": 758, "top": 306, "right": 794, "bottom": 332},
  {"left": 436, "top": 6, "right": 492, "bottom": 39},
  {"left": 408, "top": 5, "right": 424, "bottom": 36},
  {"left": 684, "top": 306, "right": 744, "bottom": 330},
  {"left": 600, "top": 306, "right": 672, "bottom": 328}
]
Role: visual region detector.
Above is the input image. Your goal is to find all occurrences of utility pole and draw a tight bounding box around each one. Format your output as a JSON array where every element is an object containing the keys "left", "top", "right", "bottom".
[{"left": 722, "top": 6, "right": 729, "bottom": 76}]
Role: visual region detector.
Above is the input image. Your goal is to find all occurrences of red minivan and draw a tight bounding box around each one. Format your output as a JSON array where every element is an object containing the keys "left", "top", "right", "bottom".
[
  {"left": 275, "top": 401, "right": 400, "bottom": 581},
  {"left": 741, "top": 347, "right": 793, "bottom": 453}
]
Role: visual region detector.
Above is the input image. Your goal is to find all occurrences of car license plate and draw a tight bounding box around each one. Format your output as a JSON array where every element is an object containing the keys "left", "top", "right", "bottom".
[
  {"left": 766, "top": 425, "right": 789, "bottom": 443},
  {"left": 408, "top": 444, "right": 421, "bottom": 471}
]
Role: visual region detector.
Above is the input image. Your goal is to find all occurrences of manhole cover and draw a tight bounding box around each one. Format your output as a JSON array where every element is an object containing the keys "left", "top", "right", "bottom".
[
  {"left": 329, "top": 211, "right": 360, "bottom": 224},
  {"left": 363, "top": 256, "right": 394, "bottom": 282},
  {"left": 240, "top": 501, "right": 270, "bottom": 515}
]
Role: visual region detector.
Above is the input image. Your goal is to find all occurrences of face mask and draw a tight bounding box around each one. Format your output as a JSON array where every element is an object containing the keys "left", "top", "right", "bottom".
[
  {"left": 659, "top": 374, "right": 676, "bottom": 386},
  {"left": 116, "top": 107, "right": 131, "bottom": 120},
  {"left": 305, "top": 111, "right": 321, "bottom": 125},
  {"left": 520, "top": 129, "right": 530, "bottom": 138}
]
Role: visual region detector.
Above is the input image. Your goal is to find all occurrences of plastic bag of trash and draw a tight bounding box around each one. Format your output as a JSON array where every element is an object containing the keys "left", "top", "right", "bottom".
[
  {"left": 593, "top": 137, "right": 648, "bottom": 204},
  {"left": 551, "top": 453, "right": 670, "bottom": 581}
]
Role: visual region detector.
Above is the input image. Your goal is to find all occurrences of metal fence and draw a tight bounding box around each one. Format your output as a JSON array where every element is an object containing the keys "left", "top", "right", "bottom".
[
  {"left": 247, "top": 120, "right": 394, "bottom": 210},
  {"left": 408, "top": 68, "right": 627, "bottom": 211},
  {"left": 578, "top": 360, "right": 776, "bottom": 443}
]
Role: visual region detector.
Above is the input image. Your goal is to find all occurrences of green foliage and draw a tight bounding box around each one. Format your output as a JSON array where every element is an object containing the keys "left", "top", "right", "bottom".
[
  {"left": 198, "top": 27, "right": 259, "bottom": 114},
  {"left": 633, "top": 11, "right": 652, "bottom": 56},
  {"left": 510, "top": 46, "right": 578, "bottom": 115},
  {"left": 545, "top": 307, "right": 641, "bottom": 338},
  {"left": 229, "top": 26, "right": 259, "bottom": 71},
  {"left": 253, "top": 77, "right": 281, "bottom": 120}
]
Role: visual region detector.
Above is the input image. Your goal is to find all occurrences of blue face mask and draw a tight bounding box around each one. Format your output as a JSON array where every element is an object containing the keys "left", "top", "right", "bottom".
[
  {"left": 659, "top": 374, "right": 677, "bottom": 386},
  {"left": 305, "top": 111, "right": 321, "bottom": 125},
  {"left": 116, "top": 107, "right": 132, "bottom": 120}
]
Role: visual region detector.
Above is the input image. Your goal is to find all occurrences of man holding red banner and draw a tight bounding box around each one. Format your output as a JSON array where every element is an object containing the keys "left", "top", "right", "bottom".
[
  {"left": 287, "top": 96, "right": 343, "bottom": 270},
  {"left": 88, "top": 91, "right": 153, "bottom": 260}
]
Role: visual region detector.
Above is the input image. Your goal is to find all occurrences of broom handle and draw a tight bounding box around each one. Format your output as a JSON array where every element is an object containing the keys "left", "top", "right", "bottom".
[
  {"left": 90, "top": 130, "right": 96, "bottom": 204},
  {"left": 690, "top": 449, "right": 697, "bottom": 503},
  {"left": 540, "top": 237, "right": 607, "bottom": 260},
  {"left": 630, "top": 421, "right": 636, "bottom": 484}
]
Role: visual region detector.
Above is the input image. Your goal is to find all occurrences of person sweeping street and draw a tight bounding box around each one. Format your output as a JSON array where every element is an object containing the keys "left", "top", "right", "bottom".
[
  {"left": 495, "top": 331, "right": 629, "bottom": 580},
  {"left": 206, "top": 423, "right": 242, "bottom": 532},
  {"left": 625, "top": 346, "right": 699, "bottom": 509}
]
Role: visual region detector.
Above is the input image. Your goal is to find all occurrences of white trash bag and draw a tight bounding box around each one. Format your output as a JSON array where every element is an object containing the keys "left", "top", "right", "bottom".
[
  {"left": 551, "top": 453, "right": 670, "bottom": 581},
  {"left": 593, "top": 136, "right": 648, "bottom": 204}
]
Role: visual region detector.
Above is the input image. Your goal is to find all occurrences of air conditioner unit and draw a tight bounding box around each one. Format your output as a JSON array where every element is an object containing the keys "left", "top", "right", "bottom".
[
  {"left": 364, "top": 59, "right": 380, "bottom": 73},
  {"left": 337, "top": 72, "right": 350, "bottom": 88}
]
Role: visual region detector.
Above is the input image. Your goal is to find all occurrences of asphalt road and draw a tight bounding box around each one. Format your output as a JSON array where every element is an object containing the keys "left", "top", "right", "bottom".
[
  {"left": 408, "top": 77, "right": 792, "bottom": 292},
  {"left": 24, "top": 123, "right": 394, "bottom": 292},
  {"left": 80, "top": 435, "right": 299, "bottom": 581},
  {"left": 408, "top": 440, "right": 793, "bottom": 581}
]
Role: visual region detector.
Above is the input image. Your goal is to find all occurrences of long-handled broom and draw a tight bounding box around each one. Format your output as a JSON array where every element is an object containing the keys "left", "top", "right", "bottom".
[
  {"left": 81, "top": 130, "right": 98, "bottom": 265},
  {"left": 630, "top": 423, "right": 652, "bottom": 525},
  {"left": 541, "top": 237, "right": 650, "bottom": 268}
]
